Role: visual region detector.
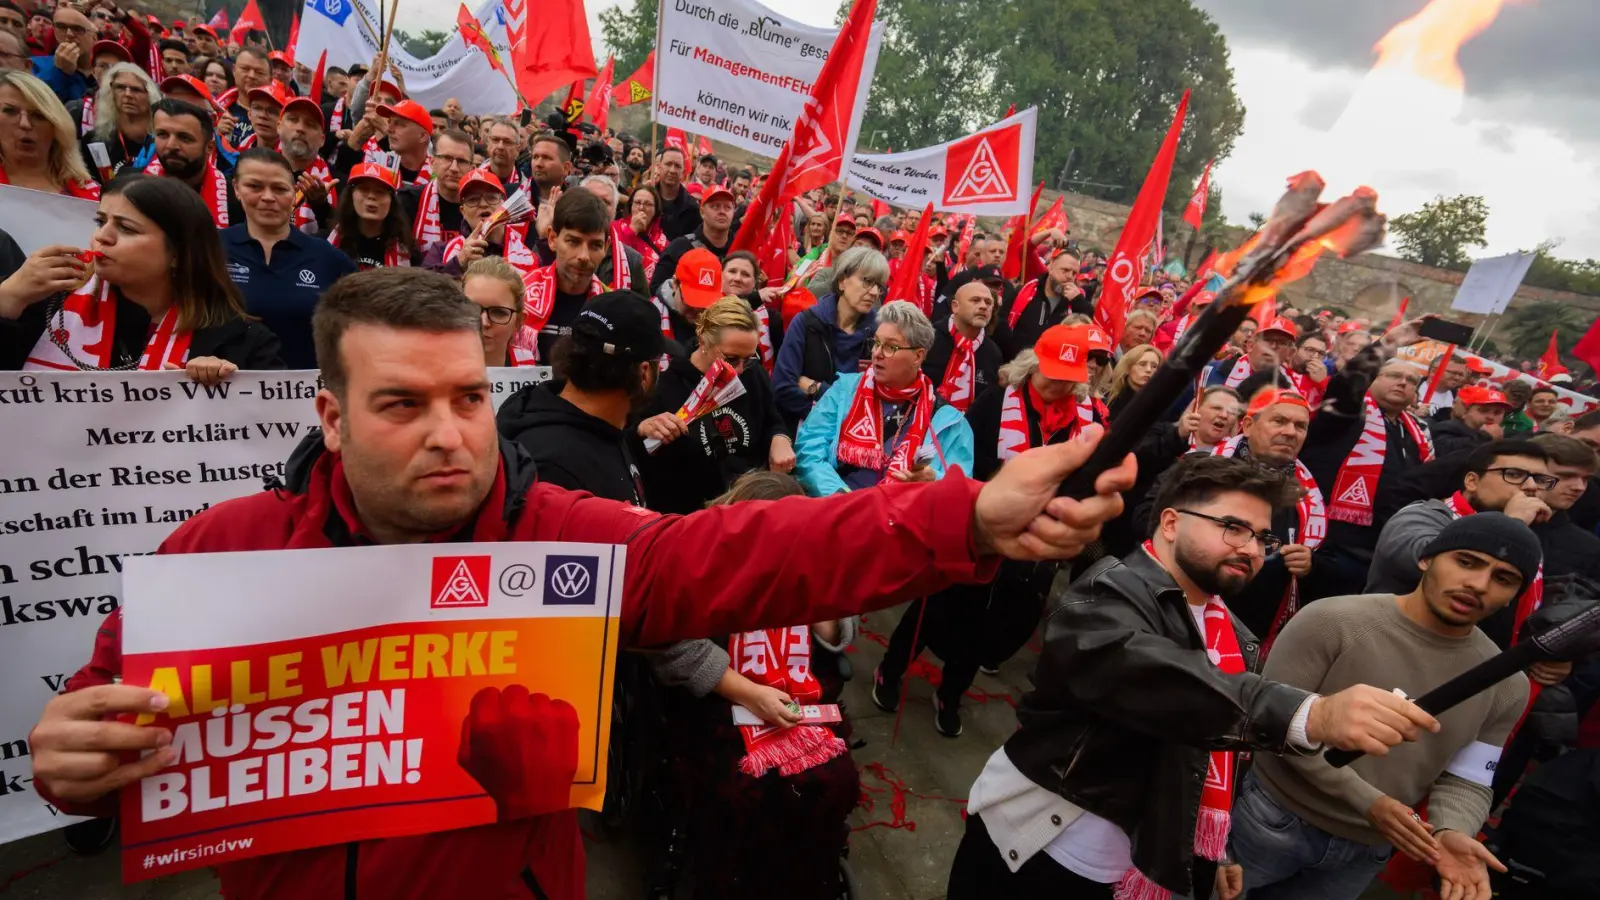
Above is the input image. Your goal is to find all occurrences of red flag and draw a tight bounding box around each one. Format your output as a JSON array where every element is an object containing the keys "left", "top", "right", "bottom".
[
  {"left": 664, "top": 128, "right": 688, "bottom": 154},
  {"left": 1000, "top": 182, "right": 1044, "bottom": 281},
  {"left": 1004, "top": 103, "right": 1016, "bottom": 118},
  {"left": 1539, "top": 330, "right": 1568, "bottom": 380},
  {"left": 1193, "top": 249, "right": 1219, "bottom": 283},
  {"left": 229, "top": 0, "right": 264, "bottom": 43},
  {"left": 1182, "top": 158, "right": 1213, "bottom": 230},
  {"left": 510, "top": 0, "right": 598, "bottom": 112},
  {"left": 696, "top": 134, "right": 713, "bottom": 159},
  {"left": 1095, "top": 90, "right": 1190, "bottom": 343},
  {"left": 1249, "top": 295, "right": 1278, "bottom": 331},
  {"left": 886, "top": 203, "right": 936, "bottom": 306},
  {"left": 586, "top": 55, "right": 615, "bottom": 132},
  {"left": 1385, "top": 296, "right": 1409, "bottom": 333},
  {"left": 287, "top": 13, "right": 299, "bottom": 63},
  {"left": 612, "top": 51, "right": 654, "bottom": 107},
  {"left": 729, "top": 0, "right": 879, "bottom": 256},
  {"left": 870, "top": 197, "right": 889, "bottom": 220},
  {"left": 756, "top": 201, "right": 796, "bottom": 289},
  {"left": 1573, "top": 319, "right": 1600, "bottom": 375},
  {"left": 954, "top": 215, "right": 976, "bottom": 271},
  {"left": 1032, "top": 196, "right": 1068, "bottom": 237},
  {"left": 559, "top": 79, "right": 585, "bottom": 122},
  {"left": 307, "top": 50, "right": 326, "bottom": 105},
  {"left": 457, "top": 4, "right": 508, "bottom": 75},
  {"left": 208, "top": 8, "right": 229, "bottom": 31}
]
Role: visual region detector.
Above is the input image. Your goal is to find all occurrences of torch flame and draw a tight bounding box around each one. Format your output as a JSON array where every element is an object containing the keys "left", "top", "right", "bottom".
[{"left": 1371, "top": 0, "right": 1509, "bottom": 92}]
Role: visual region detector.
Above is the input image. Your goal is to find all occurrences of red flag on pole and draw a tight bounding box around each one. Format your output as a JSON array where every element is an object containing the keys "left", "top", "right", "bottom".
[
  {"left": 287, "top": 13, "right": 300, "bottom": 63},
  {"left": 664, "top": 128, "right": 688, "bottom": 154},
  {"left": 230, "top": 0, "right": 264, "bottom": 44},
  {"left": 1095, "top": 90, "right": 1190, "bottom": 344},
  {"left": 457, "top": 4, "right": 508, "bottom": 75},
  {"left": 560, "top": 79, "right": 585, "bottom": 122},
  {"left": 1573, "top": 320, "right": 1600, "bottom": 375},
  {"left": 208, "top": 8, "right": 229, "bottom": 30},
  {"left": 696, "top": 134, "right": 714, "bottom": 159},
  {"left": 509, "top": 0, "right": 598, "bottom": 112},
  {"left": 756, "top": 201, "right": 796, "bottom": 289},
  {"left": 307, "top": 49, "right": 327, "bottom": 105},
  {"left": 1385, "top": 296, "right": 1410, "bottom": 332},
  {"left": 612, "top": 51, "right": 655, "bottom": 107},
  {"left": 1004, "top": 103, "right": 1016, "bottom": 118},
  {"left": 1000, "top": 182, "right": 1044, "bottom": 281},
  {"left": 1182, "top": 158, "right": 1213, "bottom": 230},
  {"left": 1539, "top": 329, "right": 1568, "bottom": 380},
  {"left": 729, "top": 0, "right": 879, "bottom": 256},
  {"left": 886, "top": 202, "right": 936, "bottom": 310},
  {"left": 586, "top": 56, "right": 615, "bottom": 132},
  {"left": 1193, "top": 249, "right": 1219, "bottom": 283}
]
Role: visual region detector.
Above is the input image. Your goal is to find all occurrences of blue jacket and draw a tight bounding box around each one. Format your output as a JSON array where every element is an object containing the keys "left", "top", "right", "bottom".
[
  {"left": 32, "top": 55, "right": 93, "bottom": 104},
  {"left": 793, "top": 372, "right": 975, "bottom": 496},
  {"left": 772, "top": 293, "right": 877, "bottom": 424}
]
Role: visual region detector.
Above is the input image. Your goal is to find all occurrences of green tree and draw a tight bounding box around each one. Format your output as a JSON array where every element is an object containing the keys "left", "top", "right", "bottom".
[
  {"left": 599, "top": 0, "right": 658, "bottom": 77},
  {"left": 1388, "top": 194, "right": 1489, "bottom": 271},
  {"left": 1519, "top": 240, "right": 1600, "bottom": 296},
  {"left": 397, "top": 29, "right": 450, "bottom": 58},
  {"left": 1502, "top": 300, "right": 1585, "bottom": 364}
]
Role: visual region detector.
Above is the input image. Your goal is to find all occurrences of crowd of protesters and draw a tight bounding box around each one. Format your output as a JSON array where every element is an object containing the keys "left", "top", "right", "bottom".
[{"left": 5, "top": 4, "right": 1600, "bottom": 900}]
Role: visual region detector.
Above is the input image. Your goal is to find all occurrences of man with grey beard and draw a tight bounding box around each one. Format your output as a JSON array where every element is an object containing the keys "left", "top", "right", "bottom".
[{"left": 271, "top": 94, "right": 334, "bottom": 231}]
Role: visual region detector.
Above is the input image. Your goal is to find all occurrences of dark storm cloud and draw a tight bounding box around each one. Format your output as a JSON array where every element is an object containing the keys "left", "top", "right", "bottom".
[{"left": 1193, "top": 0, "right": 1600, "bottom": 144}]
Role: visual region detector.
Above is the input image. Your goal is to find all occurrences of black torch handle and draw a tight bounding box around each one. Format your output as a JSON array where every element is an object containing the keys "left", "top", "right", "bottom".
[
  {"left": 1058, "top": 299, "right": 1253, "bottom": 499},
  {"left": 1323, "top": 640, "right": 1545, "bottom": 768}
]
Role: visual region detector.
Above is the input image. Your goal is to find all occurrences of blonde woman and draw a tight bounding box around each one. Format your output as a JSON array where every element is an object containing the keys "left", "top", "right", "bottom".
[
  {"left": 1107, "top": 343, "right": 1163, "bottom": 423},
  {"left": 83, "top": 61, "right": 159, "bottom": 181},
  {"left": 461, "top": 256, "right": 534, "bottom": 367},
  {"left": 0, "top": 69, "right": 100, "bottom": 198},
  {"left": 637, "top": 296, "right": 796, "bottom": 513}
]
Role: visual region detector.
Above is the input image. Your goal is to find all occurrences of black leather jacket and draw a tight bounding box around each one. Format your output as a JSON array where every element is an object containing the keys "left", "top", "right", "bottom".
[{"left": 1002, "top": 549, "right": 1313, "bottom": 894}]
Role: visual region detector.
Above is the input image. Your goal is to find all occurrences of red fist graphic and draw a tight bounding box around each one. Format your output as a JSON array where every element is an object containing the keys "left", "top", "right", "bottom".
[{"left": 458, "top": 685, "right": 580, "bottom": 821}]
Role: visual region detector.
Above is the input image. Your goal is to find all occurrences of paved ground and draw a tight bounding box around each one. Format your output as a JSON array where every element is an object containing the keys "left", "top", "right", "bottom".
[{"left": 0, "top": 604, "right": 1406, "bottom": 899}]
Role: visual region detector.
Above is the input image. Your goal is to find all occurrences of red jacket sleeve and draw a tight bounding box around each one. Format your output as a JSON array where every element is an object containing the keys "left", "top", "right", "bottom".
[
  {"left": 545, "top": 472, "right": 998, "bottom": 648},
  {"left": 30, "top": 609, "right": 125, "bottom": 818}
]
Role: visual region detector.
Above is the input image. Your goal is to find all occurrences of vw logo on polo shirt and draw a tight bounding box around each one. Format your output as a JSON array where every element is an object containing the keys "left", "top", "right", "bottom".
[
  {"left": 227, "top": 261, "right": 250, "bottom": 284},
  {"left": 296, "top": 269, "right": 319, "bottom": 288}
]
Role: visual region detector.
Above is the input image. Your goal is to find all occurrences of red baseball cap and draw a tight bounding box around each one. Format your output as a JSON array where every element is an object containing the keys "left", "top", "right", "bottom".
[
  {"left": 700, "top": 186, "right": 735, "bottom": 206},
  {"left": 1246, "top": 387, "right": 1310, "bottom": 418},
  {"left": 1191, "top": 290, "right": 1218, "bottom": 308},
  {"left": 268, "top": 51, "right": 292, "bottom": 67},
  {"left": 676, "top": 248, "right": 724, "bottom": 308},
  {"left": 379, "top": 99, "right": 434, "bottom": 136},
  {"left": 159, "top": 74, "right": 215, "bottom": 108},
  {"left": 348, "top": 162, "right": 400, "bottom": 191},
  {"left": 91, "top": 40, "right": 132, "bottom": 63},
  {"left": 246, "top": 80, "right": 290, "bottom": 110},
  {"left": 1084, "top": 323, "right": 1114, "bottom": 356},
  {"left": 1336, "top": 321, "right": 1366, "bottom": 335},
  {"left": 1035, "top": 324, "right": 1095, "bottom": 383},
  {"left": 855, "top": 228, "right": 884, "bottom": 250},
  {"left": 190, "top": 25, "right": 217, "bottom": 40},
  {"left": 833, "top": 212, "right": 857, "bottom": 228},
  {"left": 1465, "top": 357, "right": 1494, "bottom": 375},
  {"left": 929, "top": 225, "right": 948, "bottom": 239},
  {"left": 889, "top": 230, "right": 909, "bottom": 245},
  {"left": 457, "top": 168, "right": 506, "bottom": 198},
  {"left": 283, "top": 93, "right": 325, "bottom": 128},
  {"left": 172, "top": 19, "right": 186, "bottom": 29},
  {"left": 1260, "top": 316, "right": 1299, "bottom": 339},
  {"left": 374, "top": 79, "right": 403, "bottom": 102},
  {"left": 1458, "top": 385, "right": 1512, "bottom": 408}
]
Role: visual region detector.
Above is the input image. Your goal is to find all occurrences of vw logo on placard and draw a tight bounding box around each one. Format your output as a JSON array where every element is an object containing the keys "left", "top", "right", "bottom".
[{"left": 543, "top": 555, "right": 599, "bottom": 605}]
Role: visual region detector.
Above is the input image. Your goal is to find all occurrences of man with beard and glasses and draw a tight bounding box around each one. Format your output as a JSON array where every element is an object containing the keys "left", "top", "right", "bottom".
[
  {"left": 1135, "top": 388, "right": 1325, "bottom": 646},
  {"left": 144, "top": 97, "right": 230, "bottom": 226},
  {"left": 1229, "top": 514, "right": 1536, "bottom": 900},
  {"left": 948, "top": 454, "right": 1443, "bottom": 900}
]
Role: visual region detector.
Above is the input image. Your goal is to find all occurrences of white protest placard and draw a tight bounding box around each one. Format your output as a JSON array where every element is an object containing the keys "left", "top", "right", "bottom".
[
  {"left": 0, "top": 368, "right": 548, "bottom": 844},
  {"left": 1450, "top": 252, "right": 1536, "bottom": 316},
  {"left": 654, "top": 0, "right": 883, "bottom": 157},
  {"left": 0, "top": 185, "right": 99, "bottom": 256},
  {"left": 294, "top": 0, "right": 515, "bottom": 114},
  {"left": 845, "top": 108, "right": 1038, "bottom": 215}
]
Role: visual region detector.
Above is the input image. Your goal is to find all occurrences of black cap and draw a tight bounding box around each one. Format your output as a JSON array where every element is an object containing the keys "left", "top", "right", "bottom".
[
  {"left": 571, "top": 292, "right": 665, "bottom": 363},
  {"left": 346, "top": 63, "right": 368, "bottom": 77},
  {"left": 970, "top": 264, "right": 1006, "bottom": 284},
  {"left": 1420, "top": 512, "right": 1543, "bottom": 600}
]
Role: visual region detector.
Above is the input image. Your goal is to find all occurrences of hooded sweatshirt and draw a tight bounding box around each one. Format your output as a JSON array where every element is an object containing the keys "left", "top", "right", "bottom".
[
  {"left": 496, "top": 379, "right": 645, "bottom": 506},
  {"left": 771, "top": 292, "right": 877, "bottom": 426}
]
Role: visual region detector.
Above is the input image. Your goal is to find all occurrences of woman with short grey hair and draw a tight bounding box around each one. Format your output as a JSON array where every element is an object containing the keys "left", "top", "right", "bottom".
[
  {"left": 771, "top": 245, "right": 889, "bottom": 428},
  {"left": 875, "top": 298, "right": 935, "bottom": 353}
]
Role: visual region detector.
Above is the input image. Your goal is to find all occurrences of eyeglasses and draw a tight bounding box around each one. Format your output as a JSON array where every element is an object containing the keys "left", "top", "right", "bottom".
[
  {"left": 460, "top": 193, "right": 501, "bottom": 209},
  {"left": 431, "top": 153, "right": 474, "bottom": 170},
  {"left": 870, "top": 339, "right": 916, "bottom": 356},
  {"left": 1485, "top": 467, "right": 1560, "bottom": 491},
  {"left": 1377, "top": 370, "right": 1423, "bottom": 387},
  {"left": 1177, "top": 509, "right": 1283, "bottom": 555},
  {"left": 0, "top": 103, "right": 37, "bottom": 125},
  {"left": 479, "top": 305, "right": 518, "bottom": 326},
  {"left": 52, "top": 21, "right": 89, "bottom": 35},
  {"left": 90, "top": 10, "right": 115, "bottom": 20}
]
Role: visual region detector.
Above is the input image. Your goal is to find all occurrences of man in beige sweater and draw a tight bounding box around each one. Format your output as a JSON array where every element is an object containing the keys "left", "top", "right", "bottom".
[{"left": 1227, "top": 513, "right": 1535, "bottom": 900}]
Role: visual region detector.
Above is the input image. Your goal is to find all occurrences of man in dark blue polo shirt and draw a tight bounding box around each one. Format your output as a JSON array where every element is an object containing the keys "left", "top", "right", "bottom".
[{"left": 222, "top": 148, "right": 357, "bottom": 368}]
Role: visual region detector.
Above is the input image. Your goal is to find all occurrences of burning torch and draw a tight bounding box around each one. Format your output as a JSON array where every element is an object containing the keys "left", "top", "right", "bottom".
[{"left": 1057, "top": 172, "right": 1388, "bottom": 499}]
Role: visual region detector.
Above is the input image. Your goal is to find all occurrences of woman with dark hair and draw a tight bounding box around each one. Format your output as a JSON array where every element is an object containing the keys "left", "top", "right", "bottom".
[
  {"left": 198, "top": 56, "right": 234, "bottom": 100},
  {"left": 324, "top": 162, "right": 418, "bottom": 269},
  {"left": 649, "top": 468, "right": 861, "bottom": 900},
  {"left": 721, "top": 249, "right": 783, "bottom": 370},
  {"left": 615, "top": 183, "right": 668, "bottom": 259},
  {"left": 0, "top": 173, "right": 282, "bottom": 377}
]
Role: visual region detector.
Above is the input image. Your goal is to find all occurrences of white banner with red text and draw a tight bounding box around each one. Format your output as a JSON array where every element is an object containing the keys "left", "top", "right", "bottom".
[
  {"left": 654, "top": 0, "right": 883, "bottom": 157},
  {"left": 844, "top": 107, "right": 1038, "bottom": 215},
  {"left": 0, "top": 368, "right": 549, "bottom": 845},
  {"left": 1396, "top": 339, "right": 1599, "bottom": 415}
]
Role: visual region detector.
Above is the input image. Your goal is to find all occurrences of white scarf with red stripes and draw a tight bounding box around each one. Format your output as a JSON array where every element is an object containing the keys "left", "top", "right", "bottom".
[
  {"left": 79, "top": 92, "right": 96, "bottom": 136},
  {"left": 413, "top": 178, "right": 445, "bottom": 246},
  {"left": 997, "top": 382, "right": 1103, "bottom": 461},
  {"left": 936, "top": 319, "right": 983, "bottom": 412},
  {"left": 515, "top": 260, "right": 604, "bottom": 360},
  {"left": 754, "top": 303, "right": 775, "bottom": 373},
  {"left": 293, "top": 156, "right": 332, "bottom": 232},
  {"left": 24, "top": 277, "right": 190, "bottom": 371},
  {"left": 144, "top": 156, "right": 229, "bottom": 226}
]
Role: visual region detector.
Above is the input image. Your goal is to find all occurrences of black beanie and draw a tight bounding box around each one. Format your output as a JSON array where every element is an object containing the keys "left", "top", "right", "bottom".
[{"left": 1420, "top": 512, "right": 1543, "bottom": 598}]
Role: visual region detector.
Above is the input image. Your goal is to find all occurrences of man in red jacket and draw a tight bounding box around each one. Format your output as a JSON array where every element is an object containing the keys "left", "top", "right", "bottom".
[{"left": 27, "top": 268, "right": 1139, "bottom": 900}]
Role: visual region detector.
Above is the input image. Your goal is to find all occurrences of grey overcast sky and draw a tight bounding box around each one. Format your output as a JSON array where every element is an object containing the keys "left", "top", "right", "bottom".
[{"left": 400, "top": 0, "right": 1600, "bottom": 257}]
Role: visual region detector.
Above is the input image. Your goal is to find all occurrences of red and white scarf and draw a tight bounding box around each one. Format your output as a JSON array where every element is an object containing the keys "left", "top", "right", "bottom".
[
  {"left": 293, "top": 156, "right": 332, "bottom": 232},
  {"left": 216, "top": 88, "right": 239, "bottom": 111},
  {"left": 412, "top": 178, "right": 446, "bottom": 246},
  {"left": 516, "top": 261, "right": 604, "bottom": 359},
  {"left": 1284, "top": 368, "right": 1327, "bottom": 408},
  {"left": 2, "top": 164, "right": 103, "bottom": 200},
  {"left": 1006, "top": 277, "right": 1046, "bottom": 329},
  {"left": 327, "top": 227, "right": 408, "bottom": 269},
  {"left": 936, "top": 320, "right": 984, "bottom": 412},
  {"left": 1119, "top": 543, "right": 1244, "bottom": 900},
  {"left": 1207, "top": 434, "right": 1327, "bottom": 654},
  {"left": 24, "top": 277, "right": 190, "bottom": 371},
  {"left": 327, "top": 96, "right": 345, "bottom": 133},
  {"left": 507, "top": 345, "right": 540, "bottom": 367},
  {"left": 914, "top": 273, "right": 935, "bottom": 318},
  {"left": 997, "top": 382, "right": 1104, "bottom": 461},
  {"left": 144, "top": 155, "right": 229, "bottom": 226},
  {"left": 754, "top": 303, "right": 775, "bottom": 373},
  {"left": 79, "top": 92, "right": 96, "bottom": 136},
  {"left": 606, "top": 221, "right": 649, "bottom": 290},
  {"left": 1328, "top": 394, "right": 1434, "bottom": 526},
  {"left": 1223, "top": 356, "right": 1254, "bottom": 389},
  {"left": 728, "top": 626, "right": 848, "bottom": 778},
  {"left": 443, "top": 225, "right": 537, "bottom": 274},
  {"left": 836, "top": 370, "right": 936, "bottom": 480}
]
